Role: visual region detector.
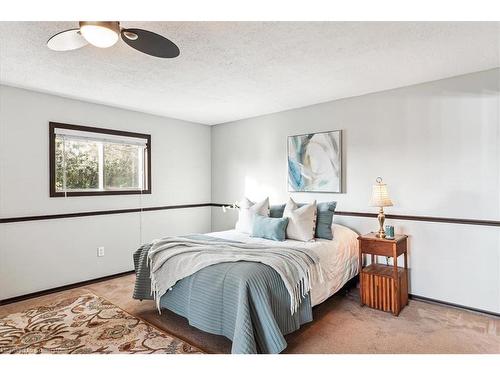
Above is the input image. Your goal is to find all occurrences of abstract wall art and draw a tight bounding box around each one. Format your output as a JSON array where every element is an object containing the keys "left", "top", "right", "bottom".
[{"left": 287, "top": 130, "right": 342, "bottom": 193}]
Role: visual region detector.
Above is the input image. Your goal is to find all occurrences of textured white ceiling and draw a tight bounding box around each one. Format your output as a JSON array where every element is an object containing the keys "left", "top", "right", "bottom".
[{"left": 0, "top": 22, "right": 499, "bottom": 125}]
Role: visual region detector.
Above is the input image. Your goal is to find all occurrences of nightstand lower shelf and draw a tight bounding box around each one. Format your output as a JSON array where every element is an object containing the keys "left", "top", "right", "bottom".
[{"left": 360, "top": 264, "right": 408, "bottom": 315}]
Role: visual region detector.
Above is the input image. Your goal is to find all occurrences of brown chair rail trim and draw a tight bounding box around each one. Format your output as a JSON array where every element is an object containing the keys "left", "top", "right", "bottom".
[
  {"left": 0, "top": 203, "right": 213, "bottom": 224},
  {"left": 333, "top": 211, "right": 500, "bottom": 227},
  {"left": 1, "top": 203, "right": 499, "bottom": 227},
  {"left": 210, "top": 204, "right": 499, "bottom": 227}
]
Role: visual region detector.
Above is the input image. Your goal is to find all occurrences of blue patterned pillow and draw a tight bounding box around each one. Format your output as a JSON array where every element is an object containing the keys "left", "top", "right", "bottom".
[{"left": 251, "top": 214, "right": 289, "bottom": 241}]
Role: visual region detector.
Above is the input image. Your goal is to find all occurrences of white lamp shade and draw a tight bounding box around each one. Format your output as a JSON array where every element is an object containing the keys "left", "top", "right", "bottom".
[
  {"left": 79, "top": 22, "right": 119, "bottom": 48},
  {"left": 370, "top": 182, "right": 393, "bottom": 207}
]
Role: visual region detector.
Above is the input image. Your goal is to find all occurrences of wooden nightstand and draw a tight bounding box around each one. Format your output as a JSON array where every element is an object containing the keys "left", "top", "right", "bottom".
[{"left": 358, "top": 233, "right": 409, "bottom": 316}]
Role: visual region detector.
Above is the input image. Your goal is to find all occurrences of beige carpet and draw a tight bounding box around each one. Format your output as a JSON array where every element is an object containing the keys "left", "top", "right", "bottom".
[
  {"left": 0, "top": 293, "right": 202, "bottom": 354},
  {"left": 285, "top": 292, "right": 500, "bottom": 354},
  {"left": 1, "top": 274, "right": 498, "bottom": 354}
]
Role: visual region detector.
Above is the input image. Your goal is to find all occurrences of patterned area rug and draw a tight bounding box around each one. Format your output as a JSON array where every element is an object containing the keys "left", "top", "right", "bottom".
[{"left": 0, "top": 293, "right": 203, "bottom": 354}]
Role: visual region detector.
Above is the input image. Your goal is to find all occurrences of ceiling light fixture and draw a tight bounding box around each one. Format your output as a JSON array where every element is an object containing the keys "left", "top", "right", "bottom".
[
  {"left": 79, "top": 21, "right": 120, "bottom": 48},
  {"left": 47, "top": 22, "right": 180, "bottom": 58}
]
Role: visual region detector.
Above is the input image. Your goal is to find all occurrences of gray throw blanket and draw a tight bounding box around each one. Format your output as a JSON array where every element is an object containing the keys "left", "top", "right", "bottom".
[{"left": 147, "top": 237, "right": 323, "bottom": 314}]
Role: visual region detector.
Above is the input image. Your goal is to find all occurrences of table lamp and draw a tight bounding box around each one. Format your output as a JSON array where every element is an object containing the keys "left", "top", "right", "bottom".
[{"left": 370, "top": 177, "right": 393, "bottom": 238}]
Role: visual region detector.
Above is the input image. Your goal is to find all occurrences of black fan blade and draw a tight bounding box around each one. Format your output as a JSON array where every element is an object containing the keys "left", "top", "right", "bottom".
[{"left": 121, "top": 28, "right": 180, "bottom": 58}]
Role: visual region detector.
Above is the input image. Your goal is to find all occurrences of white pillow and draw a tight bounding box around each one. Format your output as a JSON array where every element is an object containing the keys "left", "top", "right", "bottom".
[
  {"left": 283, "top": 198, "right": 317, "bottom": 241},
  {"left": 235, "top": 197, "right": 270, "bottom": 234}
]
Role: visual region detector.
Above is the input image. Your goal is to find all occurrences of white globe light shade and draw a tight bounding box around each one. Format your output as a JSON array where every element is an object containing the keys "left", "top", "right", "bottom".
[{"left": 79, "top": 22, "right": 120, "bottom": 48}]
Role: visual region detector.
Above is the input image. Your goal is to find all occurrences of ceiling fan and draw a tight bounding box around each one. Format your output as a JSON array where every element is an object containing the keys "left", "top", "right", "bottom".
[{"left": 47, "top": 21, "right": 180, "bottom": 58}]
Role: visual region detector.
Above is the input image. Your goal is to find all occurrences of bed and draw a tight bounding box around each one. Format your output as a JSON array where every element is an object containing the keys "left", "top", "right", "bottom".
[{"left": 132, "top": 223, "right": 359, "bottom": 354}]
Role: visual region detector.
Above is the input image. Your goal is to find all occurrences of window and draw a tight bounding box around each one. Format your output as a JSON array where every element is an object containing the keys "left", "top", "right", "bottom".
[{"left": 49, "top": 122, "right": 151, "bottom": 197}]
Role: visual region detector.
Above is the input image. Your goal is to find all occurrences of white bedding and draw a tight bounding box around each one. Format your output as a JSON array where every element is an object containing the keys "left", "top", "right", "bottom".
[{"left": 208, "top": 223, "right": 359, "bottom": 306}]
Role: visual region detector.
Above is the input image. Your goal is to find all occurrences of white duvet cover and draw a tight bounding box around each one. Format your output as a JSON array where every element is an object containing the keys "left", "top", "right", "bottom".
[{"left": 208, "top": 223, "right": 359, "bottom": 306}]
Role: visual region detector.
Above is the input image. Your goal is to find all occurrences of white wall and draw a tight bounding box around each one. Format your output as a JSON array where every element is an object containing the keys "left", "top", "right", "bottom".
[
  {"left": 0, "top": 85, "right": 212, "bottom": 299},
  {"left": 211, "top": 69, "right": 500, "bottom": 313}
]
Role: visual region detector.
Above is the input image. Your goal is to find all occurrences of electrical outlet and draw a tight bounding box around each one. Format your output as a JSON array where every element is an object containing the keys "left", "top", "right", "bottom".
[{"left": 97, "top": 247, "right": 105, "bottom": 257}]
